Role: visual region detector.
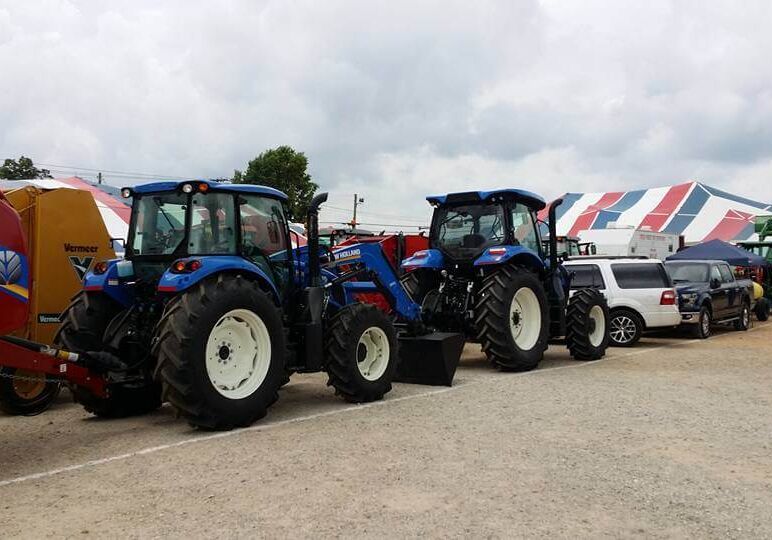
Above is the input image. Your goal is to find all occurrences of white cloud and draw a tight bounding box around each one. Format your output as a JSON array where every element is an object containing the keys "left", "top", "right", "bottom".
[{"left": 1, "top": 0, "right": 771, "bottom": 221}]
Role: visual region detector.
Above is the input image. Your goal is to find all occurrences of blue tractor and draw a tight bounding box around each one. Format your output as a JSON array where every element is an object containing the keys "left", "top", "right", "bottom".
[
  {"left": 399, "top": 189, "right": 610, "bottom": 370},
  {"left": 54, "top": 180, "right": 462, "bottom": 430}
]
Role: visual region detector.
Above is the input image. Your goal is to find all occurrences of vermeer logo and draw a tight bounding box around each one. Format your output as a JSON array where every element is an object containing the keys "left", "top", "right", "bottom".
[
  {"left": 38, "top": 313, "right": 62, "bottom": 324},
  {"left": 64, "top": 243, "right": 98, "bottom": 253},
  {"left": 69, "top": 256, "right": 95, "bottom": 281},
  {"left": 0, "top": 249, "right": 22, "bottom": 285}
]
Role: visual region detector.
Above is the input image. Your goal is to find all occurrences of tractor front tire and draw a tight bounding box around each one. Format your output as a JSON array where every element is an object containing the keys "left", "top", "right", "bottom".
[
  {"left": 55, "top": 292, "right": 162, "bottom": 418},
  {"left": 325, "top": 303, "right": 398, "bottom": 403},
  {"left": 475, "top": 265, "right": 549, "bottom": 371},
  {"left": 154, "top": 274, "right": 286, "bottom": 430},
  {"left": 0, "top": 368, "right": 61, "bottom": 416},
  {"left": 566, "top": 288, "right": 609, "bottom": 360}
]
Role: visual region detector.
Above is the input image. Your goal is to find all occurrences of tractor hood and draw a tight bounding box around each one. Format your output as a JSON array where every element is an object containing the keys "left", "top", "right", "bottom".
[{"left": 426, "top": 189, "right": 546, "bottom": 211}]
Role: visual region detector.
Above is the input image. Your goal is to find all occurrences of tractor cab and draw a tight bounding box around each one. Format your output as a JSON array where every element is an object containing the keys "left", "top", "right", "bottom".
[
  {"left": 426, "top": 190, "right": 545, "bottom": 272},
  {"left": 121, "top": 180, "right": 295, "bottom": 296}
]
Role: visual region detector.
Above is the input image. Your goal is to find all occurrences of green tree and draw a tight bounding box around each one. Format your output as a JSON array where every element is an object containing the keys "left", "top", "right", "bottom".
[
  {"left": 234, "top": 146, "right": 318, "bottom": 221},
  {"left": 0, "top": 156, "right": 52, "bottom": 179}
]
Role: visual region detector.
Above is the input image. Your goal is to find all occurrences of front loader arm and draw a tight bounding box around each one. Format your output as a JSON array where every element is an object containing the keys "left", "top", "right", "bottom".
[{"left": 326, "top": 243, "right": 422, "bottom": 322}]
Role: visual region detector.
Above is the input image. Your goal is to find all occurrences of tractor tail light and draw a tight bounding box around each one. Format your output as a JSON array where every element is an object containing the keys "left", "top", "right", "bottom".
[
  {"left": 488, "top": 247, "right": 507, "bottom": 256},
  {"left": 198, "top": 183, "right": 209, "bottom": 193},
  {"left": 93, "top": 261, "right": 109, "bottom": 275},
  {"left": 171, "top": 259, "right": 203, "bottom": 274},
  {"left": 660, "top": 289, "right": 676, "bottom": 305}
]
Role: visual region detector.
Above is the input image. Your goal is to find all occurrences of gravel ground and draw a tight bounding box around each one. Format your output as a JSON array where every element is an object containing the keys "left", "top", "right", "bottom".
[{"left": 1, "top": 322, "right": 770, "bottom": 538}]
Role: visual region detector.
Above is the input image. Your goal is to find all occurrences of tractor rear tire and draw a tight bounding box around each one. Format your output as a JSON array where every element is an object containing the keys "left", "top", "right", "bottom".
[
  {"left": 475, "top": 265, "right": 549, "bottom": 371},
  {"left": 325, "top": 303, "right": 398, "bottom": 402},
  {"left": 400, "top": 270, "right": 436, "bottom": 306},
  {"left": 154, "top": 274, "right": 286, "bottom": 430},
  {"left": 566, "top": 288, "right": 609, "bottom": 360},
  {"left": 754, "top": 298, "right": 769, "bottom": 321},
  {"left": 0, "top": 367, "right": 61, "bottom": 416},
  {"left": 55, "top": 292, "right": 162, "bottom": 418}
]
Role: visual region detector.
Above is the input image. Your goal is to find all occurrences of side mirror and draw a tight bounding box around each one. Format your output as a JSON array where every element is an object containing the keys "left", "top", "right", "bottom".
[
  {"left": 710, "top": 278, "right": 721, "bottom": 289},
  {"left": 590, "top": 245, "right": 597, "bottom": 255}
]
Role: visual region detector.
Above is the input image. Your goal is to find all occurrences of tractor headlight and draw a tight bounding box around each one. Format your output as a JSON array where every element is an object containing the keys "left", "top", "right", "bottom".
[{"left": 182, "top": 183, "right": 194, "bottom": 194}]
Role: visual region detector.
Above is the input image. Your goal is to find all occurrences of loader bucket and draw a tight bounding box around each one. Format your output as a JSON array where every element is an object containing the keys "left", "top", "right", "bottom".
[{"left": 395, "top": 332, "right": 465, "bottom": 386}]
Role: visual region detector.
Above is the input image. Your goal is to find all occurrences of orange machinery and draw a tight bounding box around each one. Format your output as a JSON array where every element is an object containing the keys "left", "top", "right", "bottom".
[{"left": 1, "top": 185, "right": 116, "bottom": 414}]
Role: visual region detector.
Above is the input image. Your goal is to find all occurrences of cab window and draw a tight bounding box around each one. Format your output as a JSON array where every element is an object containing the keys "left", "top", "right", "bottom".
[
  {"left": 510, "top": 204, "right": 540, "bottom": 254},
  {"left": 238, "top": 194, "right": 291, "bottom": 294},
  {"left": 189, "top": 193, "right": 237, "bottom": 255}
]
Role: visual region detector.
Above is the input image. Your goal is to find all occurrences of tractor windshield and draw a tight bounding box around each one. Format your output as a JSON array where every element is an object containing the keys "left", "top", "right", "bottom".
[
  {"left": 433, "top": 204, "right": 506, "bottom": 259},
  {"left": 130, "top": 192, "right": 188, "bottom": 256}
]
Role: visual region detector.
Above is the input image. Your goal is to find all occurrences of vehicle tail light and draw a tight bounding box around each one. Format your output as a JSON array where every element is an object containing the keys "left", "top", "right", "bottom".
[
  {"left": 93, "top": 261, "right": 109, "bottom": 275},
  {"left": 488, "top": 247, "right": 507, "bottom": 256},
  {"left": 660, "top": 289, "right": 676, "bottom": 305},
  {"left": 412, "top": 250, "right": 428, "bottom": 259},
  {"left": 171, "top": 259, "right": 202, "bottom": 274}
]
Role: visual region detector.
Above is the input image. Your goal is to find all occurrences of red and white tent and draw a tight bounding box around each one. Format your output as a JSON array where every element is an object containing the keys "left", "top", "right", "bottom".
[{"left": 538, "top": 181, "right": 771, "bottom": 244}]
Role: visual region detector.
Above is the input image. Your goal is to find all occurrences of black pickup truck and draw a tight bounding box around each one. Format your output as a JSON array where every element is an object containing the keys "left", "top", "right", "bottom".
[{"left": 664, "top": 260, "right": 754, "bottom": 338}]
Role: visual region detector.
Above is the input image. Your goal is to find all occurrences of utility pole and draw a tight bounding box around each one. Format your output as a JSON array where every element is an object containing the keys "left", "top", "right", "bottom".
[
  {"left": 97, "top": 172, "right": 103, "bottom": 184},
  {"left": 351, "top": 193, "right": 364, "bottom": 228}
]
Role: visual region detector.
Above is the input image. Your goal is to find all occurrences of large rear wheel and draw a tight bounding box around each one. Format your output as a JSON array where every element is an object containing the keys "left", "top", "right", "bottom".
[
  {"left": 154, "top": 274, "right": 286, "bottom": 430},
  {"left": 325, "top": 303, "right": 398, "bottom": 402},
  {"left": 475, "top": 265, "right": 549, "bottom": 371}
]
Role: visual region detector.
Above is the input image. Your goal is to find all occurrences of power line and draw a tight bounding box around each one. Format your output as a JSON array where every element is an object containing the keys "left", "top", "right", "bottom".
[{"left": 38, "top": 162, "right": 198, "bottom": 180}]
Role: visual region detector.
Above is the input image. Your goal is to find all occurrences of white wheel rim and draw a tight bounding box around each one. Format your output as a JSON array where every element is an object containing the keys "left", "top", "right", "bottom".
[
  {"left": 610, "top": 315, "right": 636, "bottom": 344},
  {"left": 702, "top": 311, "right": 710, "bottom": 335},
  {"left": 205, "top": 308, "right": 271, "bottom": 399},
  {"left": 509, "top": 287, "right": 541, "bottom": 350},
  {"left": 357, "top": 326, "right": 390, "bottom": 381},
  {"left": 589, "top": 305, "right": 606, "bottom": 347}
]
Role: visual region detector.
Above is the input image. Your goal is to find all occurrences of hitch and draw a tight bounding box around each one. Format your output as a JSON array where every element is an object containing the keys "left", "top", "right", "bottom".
[{"left": 0, "top": 336, "right": 108, "bottom": 398}]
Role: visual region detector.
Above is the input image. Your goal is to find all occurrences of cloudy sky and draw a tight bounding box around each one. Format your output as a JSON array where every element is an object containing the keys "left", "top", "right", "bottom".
[{"left": 2, "top": 0, "right": 771, "bottom": 227}]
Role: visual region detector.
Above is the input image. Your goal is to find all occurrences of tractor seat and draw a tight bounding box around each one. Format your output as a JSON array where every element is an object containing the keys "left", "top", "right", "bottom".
[{"left": 462, "top": 234, "right": 486, "bottom": 248}]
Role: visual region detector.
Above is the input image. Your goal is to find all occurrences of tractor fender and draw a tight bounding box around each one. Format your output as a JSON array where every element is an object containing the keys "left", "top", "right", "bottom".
[
  {"left": 473, "top": 245, "right": 545, "bottom": 271},
  {"left": 401, "top": 248, "right": 444, "bottom": 271},
  {"left": 157, "top": 256, "right": 281, "bottom": 303},
  {"left": 83, "top": 258, "right": 134, "bottom": 307}
]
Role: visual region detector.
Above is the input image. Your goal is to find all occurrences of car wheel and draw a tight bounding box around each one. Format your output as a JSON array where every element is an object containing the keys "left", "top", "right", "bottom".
[
  {"left": 694, "top": 306, "right": 711, "bottom": 339},
  {"left": 734, "top": 301, "right": 751, "bottom": 331},
  {"left": 608, "top": 309, "right": 643, "bottom": 347}
]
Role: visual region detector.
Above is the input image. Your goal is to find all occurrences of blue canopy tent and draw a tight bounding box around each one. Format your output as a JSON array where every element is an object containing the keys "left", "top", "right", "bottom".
[{"left": 666, "top": 239, "right": 768, "bottom": 267}]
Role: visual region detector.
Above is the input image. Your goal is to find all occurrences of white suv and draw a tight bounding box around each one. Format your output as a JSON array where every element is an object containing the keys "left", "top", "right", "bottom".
[{"left": 562, "top": 258, "right": 681, "bottom": 347}]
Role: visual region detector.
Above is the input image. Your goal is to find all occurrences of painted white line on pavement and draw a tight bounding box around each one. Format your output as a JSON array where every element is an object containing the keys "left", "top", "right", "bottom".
[{"left": 1, "top": 321, "right": 767, "bottom": 488}]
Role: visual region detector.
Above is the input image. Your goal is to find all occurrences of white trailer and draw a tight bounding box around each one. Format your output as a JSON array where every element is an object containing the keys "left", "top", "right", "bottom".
[{"left": 577, "top": 225, "right": 681, "bottom": 260}]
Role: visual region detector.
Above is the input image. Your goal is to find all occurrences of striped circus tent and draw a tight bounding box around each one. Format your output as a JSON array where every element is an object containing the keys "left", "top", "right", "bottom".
[{"left": 538, "top": 181, "right": 772, "bottom": 244}]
